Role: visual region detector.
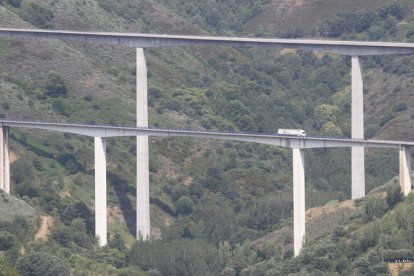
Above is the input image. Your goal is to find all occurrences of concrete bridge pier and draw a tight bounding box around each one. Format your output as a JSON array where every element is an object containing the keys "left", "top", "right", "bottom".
[
  {"left": 352, "top": 56, "right": 365, "bottom": 200},
  {"left": 0, "top": 125, "right": 9, "bottom": 193},
  {"left": 399, "top": 146, "right": 412, "bottom": 196},
  {"left": 292, "top": 147, "right": 305, "bottom": 256},
  {"left": 95, "top": 137, "right": 107, "bottom": 246},
  {"left": 136, "top": 48, "right": 150, "bottom": 240},
  {"left": 0, "top": 125, "right": 4, "bottom": 191}
]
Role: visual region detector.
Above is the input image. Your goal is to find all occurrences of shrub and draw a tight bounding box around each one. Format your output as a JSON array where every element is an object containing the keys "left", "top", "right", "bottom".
[
  {"left": 368, "top": 26, "right": 387, "bottom": 40},
  {"left": 407, "top": 27, "right": 414, "bottom": 41},
  {"left": 83, "top": 95, "right": 93, "bottom": 101},
  {"left": 51, "top": 226, "right": 72, "bottom": 246},
  {"left": 319, "top": 18, "right": 346, "bottom": 37},
  {"left": 241, "top": 193, "right": 291, "bottom": 230},
  {"left": 16, "top": 252, "right": 70, "bottom": 276},
  {"left": 128, "top": 239, "right": 221, "bottom": 276},
  {"left": 18, "top": 3, "right": 54, "bottom": 28},
  {"left": 386, "top": 183, "right": 402, "bottom": 207},
  {"left": 52, "top": 99, "right": 69, "bottom": 116},
  {"left": 97, "top": 248, "right": 126, "bottom": 268},
  {"left": 364, "top": 197, "right": 388, "bottom": 221},
  {"left": 44, "top": 73, "right": 67, "bottom": 98},
  {"left": 7, "top": 0, "right": 21, "bottom": 8},
  {"left": 379, "top": 113, "right": 393, "bottom": 126},
  {"left": 176, "top": 196, "right": 194, "bottom": 215},
  {"left": 393, "top": 102, "right": 408, "bottom": 112},
  {"left": 150, "top": 197, "right": 176, "bottom": 217},
  {"left": 11, "top": 159, "right": 34, "bottom": 184},
  {"left": 60, "top": 201, "right": 94, "bottom": 234},
  {"left": 379, "top": 1, "right": 406, "bottom": 20},
  {"left": 0, "top": 231, "right": 15, "bottom": 251},
  {"left": 1, "top": 102, "right": 10, "bottom": 110},
  {"left": 383, "top": 249, "right": 413, "bottom": 262},
  {"left": 171, "top": 185, "right": 189, "bottom": 202}
]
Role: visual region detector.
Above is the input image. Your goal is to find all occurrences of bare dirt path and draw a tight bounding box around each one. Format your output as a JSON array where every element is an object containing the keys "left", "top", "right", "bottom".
[{"left": 35, "top": 216, "right": 53, "bottom": 241}]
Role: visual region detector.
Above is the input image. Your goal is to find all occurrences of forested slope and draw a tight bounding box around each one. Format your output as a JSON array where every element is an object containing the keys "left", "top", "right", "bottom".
[{"left": 0, "top": 0, "right": 413, "bottom": 274}]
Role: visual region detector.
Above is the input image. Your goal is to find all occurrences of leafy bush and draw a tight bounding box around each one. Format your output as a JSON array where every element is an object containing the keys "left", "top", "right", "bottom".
[
  {"left": 0, "top": 255, "right": 18, "bottom": 276},
  {"left": 319, "top": 12, "right": 377, "bottom": 38},
  {"left": 171, "top": 185, "right": 189, "bottom": 202},
  {"left": 98, "top": 0, "right": 143, "bottom": 22},
  {"left": 60, "top": 201, "right": 94, "bottom": 234},
  {"left": 57, "top": 153, "right": 83, "bottom": 174},
  {"left": 378, "top": 1, "right": 406, "bottom": 20},
  {"left": 11, "top": 158, "right": 35, "bottom": 188},
  {"left": 16, "top": 252, "right": 70, "bottom": 276},
  {"left": 1, "top": 102, "right": 10, "bottom": 110},
  {"left": 319, "top": 2, "right": 405, "bottom": 38},
  {"left": 150, "top": 197, "right": 176, "bottom": 217},
  {"left": 393, "top": 102, "right": 408, "bottom": 112},
  {"left": 128, "top": 239, "right": 221, "bottom": 276},
  {"left": 241, "top": 193, "right": 291, "bottom": 230},
  {"left": 52, "top": 99, "right": 69, "bottom": 116},
  {"left": 96, "top": 248, "right": 126, "bottom": 268},
  {"left": 7, "top": 0, "right": 21, "bottom": 8},
  {"left": 44, "top": 73, "right": 68, "bottom": 98},
  {"left": 368, "top": 25, "right": 387, "bottom": 40},
  {"left": 383, "top": 249, "right": 413, "bottom": 262},
  {"left": 201, "top": 167, "right": 235, "bottom": 197},
  {"left": 407, "top": 27, "right": 414, "bottom": 41},
  {"left": 386, "top": 183, "right": 402, "bottom": 207},
  {"left": 364, "top": 197, "right": 388, "bottom": 221},
  {"left": 18, "top": 3, "right": 54, "bottom": 28},
  {"left": 0, "top": 231, "right": 15, "bottom": 251},
  {"left": 51, "top": 226, "right": 72, "bottom": 246},
  {"left": 379, "top": 113, "right": 393, "bottom": 126},
  {"left": 176, "top": 196, "right": 194, "bottom": 215}
]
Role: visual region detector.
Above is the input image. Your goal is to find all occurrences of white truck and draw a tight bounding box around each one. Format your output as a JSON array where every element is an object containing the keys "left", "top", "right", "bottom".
[{"left": 277, "top": 129, "right": 306, "bottom": 137}]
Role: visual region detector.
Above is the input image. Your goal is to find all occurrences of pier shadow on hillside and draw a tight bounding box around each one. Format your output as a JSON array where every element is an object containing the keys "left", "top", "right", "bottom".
[{"left": 108, "top": 172, "right": 136, "bottom": 235}]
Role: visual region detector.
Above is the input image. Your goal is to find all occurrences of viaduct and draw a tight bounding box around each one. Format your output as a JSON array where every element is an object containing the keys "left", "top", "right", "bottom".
[{"left": 0, "top": 28, "right": 413, "bottom": 255}]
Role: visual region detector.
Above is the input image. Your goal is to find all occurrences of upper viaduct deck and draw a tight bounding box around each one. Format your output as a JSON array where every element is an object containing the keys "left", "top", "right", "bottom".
[{"left": 0, "top": 28, "right": 414, "bottom": 56}]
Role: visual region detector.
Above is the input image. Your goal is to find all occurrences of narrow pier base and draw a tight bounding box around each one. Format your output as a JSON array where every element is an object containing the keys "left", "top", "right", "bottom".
[
  {"left": 95, "top": 137, "right": 107, "bottom": 246},
  {"left": 399, "top": 146, "right": 412, "bottom": 196},
  {"left": 293, "top": 148, "right": 305, "bottom": 256}
]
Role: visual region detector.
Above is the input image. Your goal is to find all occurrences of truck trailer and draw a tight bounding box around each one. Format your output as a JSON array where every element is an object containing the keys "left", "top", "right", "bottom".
[{"left": 277, "top": 129, "right": 306, "bottom": 137}]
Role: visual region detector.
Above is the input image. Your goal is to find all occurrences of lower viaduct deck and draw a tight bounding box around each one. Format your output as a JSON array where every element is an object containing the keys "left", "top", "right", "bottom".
[{"left": 0, "top": 119, "right": 412, "bottom": 255}]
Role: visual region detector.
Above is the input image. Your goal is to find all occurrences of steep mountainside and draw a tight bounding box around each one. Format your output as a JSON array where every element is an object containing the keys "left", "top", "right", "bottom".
[{"left": 0, "top": 0, "right": 413, "bottom": 274}]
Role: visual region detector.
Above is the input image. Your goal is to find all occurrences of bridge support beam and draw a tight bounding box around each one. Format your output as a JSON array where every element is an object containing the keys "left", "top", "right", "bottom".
[
  {"left": 399, "top": 146, "right": 412, "bottom": 196},
  {"left": 0, "top": 125, "right": 3, "bottom": 192},
  {"left": 0, "top": 126, "right": 9, "bottom": 194},
  {"left": 293, "top": 147, "right": 305, "bottom": 256},
  {"left": 352, "top": 56, "right": 365, "bottom": 199},
  {"left": 3, "top": 127, "right": 9, "bottom": 194},
  {"left": 136, "top": 48, "right": 150, "bottom": 240},
  {"left": 95, "top": 137, "right": 107, "bottom": 246}
]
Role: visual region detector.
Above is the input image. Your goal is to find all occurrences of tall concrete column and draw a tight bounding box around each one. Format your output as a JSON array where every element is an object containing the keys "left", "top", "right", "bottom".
[
  {"left": 0, "top": 125, "right": 4, "bottom": 191},
  {"left": 3, "top": 127, "right": 9, "bottom": 194},
  {"left": 352, "top": 56, "right": 365, "bottom": 199},
  {"left": 136, "top": 48, "right": 150, "bottom": 240},
  {"left": 399, "top": 146, "right": 412, "bottom": 196},
  {"left": 95, "top": 137, "right": 107, "bottom": 246},
  {"left": 293, "top": 147, "right": 305, "bottom": 256}
]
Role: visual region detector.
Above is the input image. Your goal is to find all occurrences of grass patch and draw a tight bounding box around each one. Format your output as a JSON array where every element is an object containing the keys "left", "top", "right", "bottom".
[{"left": 0, "top": 39, "right": 9, "bottom": 57}]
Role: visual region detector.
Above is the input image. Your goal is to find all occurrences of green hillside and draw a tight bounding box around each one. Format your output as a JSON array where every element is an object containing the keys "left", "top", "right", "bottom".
[{"left": 0, "top": 0, "right": 413, "bottom": 274}]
